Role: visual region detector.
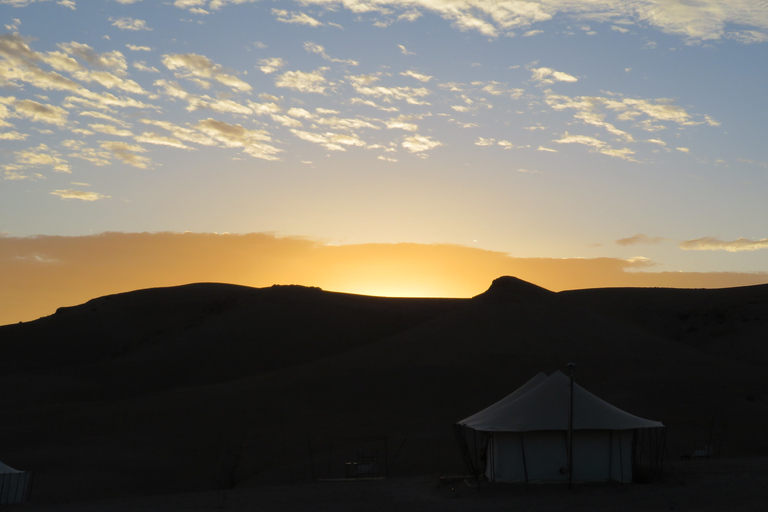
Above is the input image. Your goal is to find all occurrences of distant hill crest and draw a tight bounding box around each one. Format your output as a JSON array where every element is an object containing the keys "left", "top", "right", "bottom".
[{"left": 473, "top": 275, "right": 554, "bottom": 302}]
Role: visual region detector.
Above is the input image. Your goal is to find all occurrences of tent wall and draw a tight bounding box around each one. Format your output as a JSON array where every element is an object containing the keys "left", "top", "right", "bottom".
[
  {"left": 487, "top": 430, "right": 633, "bottom": 483},
  {"left": 0, "top": 471, "right": 32, "bottom": 504}
]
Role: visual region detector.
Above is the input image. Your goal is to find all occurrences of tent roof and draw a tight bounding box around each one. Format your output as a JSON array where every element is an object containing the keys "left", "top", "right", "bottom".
[
  {"left": 458, "top": 371, "right": 663, "bottom": 432},
  {"left": 0, "top": 461, "right": 22, "bottom": 474}
]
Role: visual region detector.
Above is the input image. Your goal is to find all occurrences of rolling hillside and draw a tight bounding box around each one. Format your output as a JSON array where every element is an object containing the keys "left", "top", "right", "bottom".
[{"left": 1, "top": 277, "right": 767, "bottom": 504}]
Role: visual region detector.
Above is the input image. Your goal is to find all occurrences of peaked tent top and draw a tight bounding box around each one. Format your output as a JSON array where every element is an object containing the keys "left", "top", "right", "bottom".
[
  {"left": 458, "top": 371, "right": 663, "bottom": 432},
  {"left": 0, "top": 461, "right": 22, "bottom": 474}
]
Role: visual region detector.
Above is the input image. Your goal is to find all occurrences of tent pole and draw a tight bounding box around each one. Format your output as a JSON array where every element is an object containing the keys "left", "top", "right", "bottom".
[
  {"left": 660, "top": 427, "right": 667, "bottom": 478},
  {"left": 619, "top": 430, "right": 624, "bottom": 483},
  {"left": 384, "top": 437, "right": 388, "bottom": 477},
  {"left": 567, "top": 362, "right": 575, "bottom": 489},
  {"left": 453, "top": 425, "right": 475, "bottom": 476},
  {"left": 520, "top": 433, "right": 529, "bottom": 486},
  {"left": 608, "top": 430, "right": 613, "bottom": 483},
  {"left": 474, "top": 429, "right": 481, "bottom": 490},
  {"left": 308, "top": 433, "right": 315, "bottom": 481},
  {"left": 632, "top": 429, "right": 640, "bottom": 478}
]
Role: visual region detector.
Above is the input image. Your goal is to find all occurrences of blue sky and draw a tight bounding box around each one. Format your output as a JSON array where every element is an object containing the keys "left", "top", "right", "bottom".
[{"left": 2, "top": 0, "right": 768, "bottom": 283}]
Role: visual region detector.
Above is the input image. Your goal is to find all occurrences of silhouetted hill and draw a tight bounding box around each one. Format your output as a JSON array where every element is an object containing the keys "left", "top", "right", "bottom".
[
  {"left": 0, "top": 283, "right": 463, "bottom": 404},
  {"left": 560, "top": 284, "right": 768, "bottom": 367},
  {"left": 473, "top": 275, "right": 555, "bottom": 302},
  {"left": 1, "top": 277, "right": 767, "bottom": 504}
]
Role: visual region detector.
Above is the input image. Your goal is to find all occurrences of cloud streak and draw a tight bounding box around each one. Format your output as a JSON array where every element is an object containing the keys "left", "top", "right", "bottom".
[
  {"left": 50, "top": 189, "right": 110, "bottom": 201},
  {"left": 616, "top": 234, "right": 665, "bottom": 246},
  {"left": 680, "top": 236, "right": 768, "bottom": 252},
  {"left": 162, "top": 53, "right": 251, "bottom": 92}
]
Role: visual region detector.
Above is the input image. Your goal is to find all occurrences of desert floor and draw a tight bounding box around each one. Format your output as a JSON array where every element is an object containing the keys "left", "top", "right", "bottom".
[{"left": 10, "top": 456, "right": 768, "bottom": 512}]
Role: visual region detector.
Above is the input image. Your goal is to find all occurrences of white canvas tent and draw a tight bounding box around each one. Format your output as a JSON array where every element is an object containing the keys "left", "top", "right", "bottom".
[
  {"left": 0, "top": 461, "right": 32, "bottom": 504},
  {"left": 456, "top": 371, "right": 664, "bottom": 484}
]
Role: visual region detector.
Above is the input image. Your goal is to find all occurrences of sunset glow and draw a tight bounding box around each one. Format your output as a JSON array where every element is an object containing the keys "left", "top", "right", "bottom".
[{"left": 2, "top": 1, "right": 768, "bottom": 324}]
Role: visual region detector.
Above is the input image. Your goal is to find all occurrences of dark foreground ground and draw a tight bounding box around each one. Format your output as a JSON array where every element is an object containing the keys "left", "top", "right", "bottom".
[{"left": 9, "top": 457, "right": 768, "bottom": 512}]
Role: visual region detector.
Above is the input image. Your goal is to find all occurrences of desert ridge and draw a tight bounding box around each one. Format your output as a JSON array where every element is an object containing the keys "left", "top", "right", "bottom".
[{"left": 1, "top": 276, "right": 767, "bottom": 508}]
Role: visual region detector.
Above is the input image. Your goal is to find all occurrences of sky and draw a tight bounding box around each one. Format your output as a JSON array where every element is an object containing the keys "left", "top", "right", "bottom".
[{"left": 2, "top": 0, "right": 768, "bottom": 324}]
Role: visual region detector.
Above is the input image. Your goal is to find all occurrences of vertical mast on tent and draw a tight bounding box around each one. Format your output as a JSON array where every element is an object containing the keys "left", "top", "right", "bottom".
[{"left": 567, "top": 362, "right": 575, "bottom": 489}]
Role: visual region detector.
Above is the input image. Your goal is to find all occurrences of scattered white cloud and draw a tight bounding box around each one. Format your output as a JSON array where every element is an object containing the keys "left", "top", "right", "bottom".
[
  {"left": 556, "top": 133, "right": 605, "bottom": 149},
  {"left": 272, "top": 9, "right": 323, "bottom": 27},
  {"left": 5, "top": 18, "right": 21, "bottom": 31},
  {"left": 287, "top": 107, "right": 313, "bottom": 119},
  {"left": 475, "top": 137, "right": 495, "bottom": 146},
  {"left": 728, "top": 29, "right": 768, "bottom": 44},
  {"left": 402, "top": 134, "right": 442, "bottom": 153},
  {"left": 0, "top": 130, "right": 27, "bottom": 140},
  {"left": 294, "top": 0, "right": 768, "bottom": 43},
  {"left": 315, "top": 114, "right": 378, "bottom": 131},
  {"left": 680, "top": 236, "right": 768, "bottom": 252},
  {"left": 474, "top": 80, "right": 512, "bottom": 96},
  {"left": 704, "top": 115, "right": 720, "bottom": 127},
  {"left": 304, "top": 42, "right": 358, "bottom": 65},
  {"left": 544, "top": 92, "right": 715, "bottom": 148},
  {"left": 62, "top": 139, "right": 112, "bottom": 166},
  {"left": 57, "top": 42, "right": 127, "bottom": 71},
  {"left": 140, "top": 118, "right": 215, "bottom": 146},
  {"left": 15, "top": 99, "right": 68, "bottom": 125},
  {"left": 73, "top": 68, "right": 148, "bottom": 95},
  {"left": 134, "top": 132, "right": 192, "bottom": 149},
  {"left": 271, "top": 114, "right": 302, "bottom": 128},
  {"left": 7, "top": 0, "right": 768, "bottom": 45},
  {"left": 12, "top": 143, "right": 71, "bottom": 173},
  {"left": 401, "top": 69, "right": 432, "bottom": 82},
  {"left": 555, "top": 132, "right": 636, "bottom": 161},
  {"left": 50, "top": 189, "right": 110, "bottom": 201},
  {"left": 275, "top": 68, "right": 329, "bottom": 93},
  {"left": 616, "top": 234, "right": 665, "bottom": 246},
  {"left": 110, "top": 17, "right": 151, "bottom": 31},
  {"left": 290, "top": 128, "right": 366, "bottom": 151},
  {"left": 530, "top": 66, "right": 578, "bottom": 85},
  {"left": 172, "top": 0, "right": 260, "bottom": 11},
  {"left": 0, "top": 0, "right": 758, "bottom": 222},
  {"left": 0, "top": 34, "right": 81, "bottom": 92},
  {"left": 347, "top": 74, "right": 431, "bottom": 104},
  {"left": 89, "top": 123, "right": 133, "bottom": 137},
  {"left": 162, "top": 53, "right": 251, "bottom": 92},
  {"left": 195, "top": 118, "right": 281, "bottom": 160},
  {"left": 99, "top": 140, "right": 151, "bottom": 168},
  {"left": 258, "top": 57, "right": 286, "bottom": 74},
  {"left": 133, "top": 61, "right": 159, "bottom": 73},
  {"left": 385, "top": 115, "right": 418, "bottom": 131}
]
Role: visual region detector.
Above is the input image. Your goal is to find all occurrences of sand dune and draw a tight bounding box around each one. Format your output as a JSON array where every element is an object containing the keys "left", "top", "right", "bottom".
[{"left": 1, "top": 276, "right": 767, "bottom": 509}]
